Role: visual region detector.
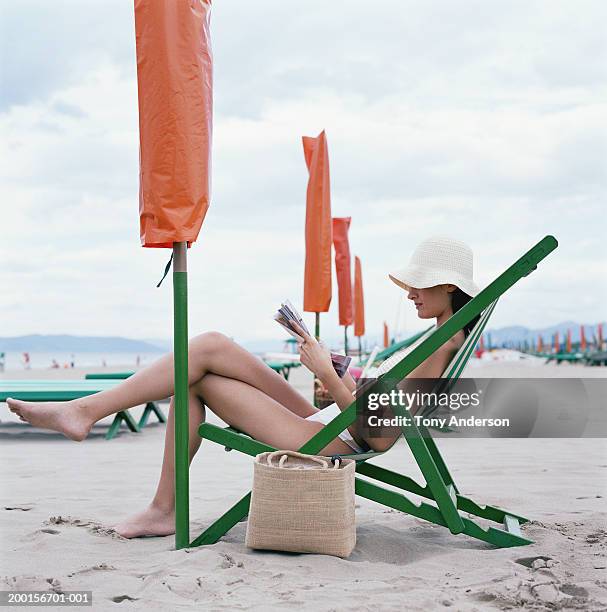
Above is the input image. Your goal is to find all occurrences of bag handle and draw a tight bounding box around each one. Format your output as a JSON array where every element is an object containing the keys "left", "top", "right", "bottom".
[{"left": 266, "top": 450, "right": 339, "bottom": 470}]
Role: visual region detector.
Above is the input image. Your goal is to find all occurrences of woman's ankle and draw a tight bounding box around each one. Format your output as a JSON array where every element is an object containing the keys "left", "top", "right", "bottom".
[{"left": 149, "top": 499, "right": 175, "bottom": 516}]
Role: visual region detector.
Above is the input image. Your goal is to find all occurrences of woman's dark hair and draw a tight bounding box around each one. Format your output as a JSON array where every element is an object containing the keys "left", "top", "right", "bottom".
[{"left": 450, "top": 288, "right": 480, "bottom": 337}]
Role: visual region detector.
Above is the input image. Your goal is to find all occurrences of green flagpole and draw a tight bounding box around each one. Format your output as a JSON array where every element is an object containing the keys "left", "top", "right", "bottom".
[
  {"left": 313, "top": 312, "right": 320, "bottom": 407},
  {"left": 344, "top": 325, "right": 348, "bottom": 355},
  {"left": 173, "top": 241, "right": 189, "bottom": 549}
]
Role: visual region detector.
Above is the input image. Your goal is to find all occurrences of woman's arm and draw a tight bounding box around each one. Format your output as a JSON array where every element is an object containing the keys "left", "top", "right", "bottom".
[
  {"left": 293, "top": 326, "right": 362, "bottom": 440},
  {"left": 340, "top": 371, "right": 357, "bottom": 394},
  {"left": 294, "top": 327, "right": 354, "bottom": 410},
  {"left": 319, "top": 369, "right": 356, "bottom": 412}
]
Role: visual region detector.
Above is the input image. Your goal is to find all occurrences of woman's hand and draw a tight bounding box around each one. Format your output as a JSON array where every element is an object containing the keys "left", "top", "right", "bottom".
[{"left": 291, "top": 323, "right": 335, "bottom": 382}]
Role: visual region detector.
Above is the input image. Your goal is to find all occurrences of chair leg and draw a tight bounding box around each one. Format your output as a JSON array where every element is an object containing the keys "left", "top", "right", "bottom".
[
  {"left": 356, "top": 462, "right": 529, "bottom": 524},
  {"left": 394, "top": 408, "right": 465, "bottom": 535},
  {"left": 188, "top": 492, "right": 251, "bottom": 547},
  {"left": 138, "top": 402, "right": 166, "bottom": 428},
  {"left": 416, "top": 424, "right": 460, "bottom": 494},
  {"left": 105, "top": 410, "right": 140, "bottom": 440},
  {"left": 355, "top": 477, "right": 532, "bottom": 548}
]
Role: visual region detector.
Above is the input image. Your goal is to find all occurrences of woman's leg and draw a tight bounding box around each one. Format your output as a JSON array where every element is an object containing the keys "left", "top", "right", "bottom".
[
  {"left": 114, "top": 373, "right": 352, "bottom": 538},
  {"left": 114, "top": 387, "right": 205, "bottom": 538},
  {"left": 6, "top": 332, "right": 316, "bottom": 440}
]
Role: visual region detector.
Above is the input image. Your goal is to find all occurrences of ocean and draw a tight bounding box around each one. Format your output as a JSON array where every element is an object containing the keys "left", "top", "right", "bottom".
[{"left": 0, "top": 351, "right": 165, "bottom": 371}]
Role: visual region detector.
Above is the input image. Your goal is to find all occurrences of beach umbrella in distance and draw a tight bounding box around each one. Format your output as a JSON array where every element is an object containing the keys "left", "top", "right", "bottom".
[
  {"left": 332, "top": 217, "right": 353, "bottom": 354},
  {"left": 383, "top": 322, "right": 389, "bottom": 348},
  {"left": 302, "top": 130, "right": 332, "bottom": 337},
  {"left": 353, "top": 255, "right": 365, "bottom": 355},
  {"left": 566, "top": 329, "right": 571, "bottom": 353},
  {"left": 134, "top": 0, "right": 212, "bottom": 550},
  {"left": 302, "top": 130, "right": 332, "bottom": 406},
  {"left": 580, "top": 325, "right": 586, "bottom": 352}
]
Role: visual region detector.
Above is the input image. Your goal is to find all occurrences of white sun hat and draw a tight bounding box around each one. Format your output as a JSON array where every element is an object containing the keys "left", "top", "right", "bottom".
[{"left": 388, "top": 235, "right": 480, "bottom": 297}]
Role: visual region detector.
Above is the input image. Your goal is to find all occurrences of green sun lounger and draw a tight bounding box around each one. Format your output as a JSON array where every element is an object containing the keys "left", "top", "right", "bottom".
[
  {"left": 185, "top": 236, "right": 558, "bottom": 551},
  {"left": 85, "top": 372, "right": 135, "bottom": 380},
  {"left": 544, "top": 352, "right": 584, "bottom": 364},
  {"left": 85, "top": 360, "right": 300, "bottom": 383},
  {"left": 0, "top": 379, "right": 165, "bottom": 440},
  {"left": 263, "top": 360, "right": 301, "bottom": 379},
  {"left": 585, "top": 351, "right": 607, "bottom": 366}
]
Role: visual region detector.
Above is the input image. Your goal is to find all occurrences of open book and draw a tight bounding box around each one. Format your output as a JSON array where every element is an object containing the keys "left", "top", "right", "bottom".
[{"left": 273, "top": 300, "right": 352, "bottom": 378}]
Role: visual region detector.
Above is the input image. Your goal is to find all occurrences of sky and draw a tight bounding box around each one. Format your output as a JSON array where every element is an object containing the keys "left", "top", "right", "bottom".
[{"left": 1, "top": 0, "right": 606, "bottom": 348}]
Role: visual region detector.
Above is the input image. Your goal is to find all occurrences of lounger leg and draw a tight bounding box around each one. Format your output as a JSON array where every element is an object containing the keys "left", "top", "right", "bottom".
[
  {"left": 138, "top": 402, "right": 166, "bottom": 428},
  {"left": 105, "top": 410, "right": 140, "bottom": 440},
  {"left": 105, "top": 416, "right": 123, "bottom": 440}
]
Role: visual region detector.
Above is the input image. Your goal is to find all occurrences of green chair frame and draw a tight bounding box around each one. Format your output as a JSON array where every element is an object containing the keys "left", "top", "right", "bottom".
[{"left": 186, "top": 236, "right": 557, "bottom": 549}]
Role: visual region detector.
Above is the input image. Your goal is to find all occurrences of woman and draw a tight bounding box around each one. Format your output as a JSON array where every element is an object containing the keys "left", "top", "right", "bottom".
[{"left": 6, "top": 236, "right": 479, "bottom": 538}]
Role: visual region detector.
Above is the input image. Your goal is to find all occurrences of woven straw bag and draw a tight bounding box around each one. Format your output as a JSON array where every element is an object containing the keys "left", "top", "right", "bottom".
[{"left": 245, "top": 450, "right": 356, "bottom": 558}]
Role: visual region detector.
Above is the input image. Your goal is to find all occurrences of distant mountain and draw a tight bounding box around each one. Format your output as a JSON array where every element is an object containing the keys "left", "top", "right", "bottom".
[
  {"left": 143, "top": 337, "right": 172, "bottom": 351},
  {"left": 484, "top": 321, "right": 605, "bottom": 346},
  {"left": 0, "top": 334, "right": 165, "bottom": 353}
]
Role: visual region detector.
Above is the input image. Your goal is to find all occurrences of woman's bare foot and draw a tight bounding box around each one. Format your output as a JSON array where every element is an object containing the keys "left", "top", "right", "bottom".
[
  {"left": 113, "top": 504, "right": 175, "bottom": 538},
  {"left": 6, "top": 398, "right": 93, "bottom": 441}
]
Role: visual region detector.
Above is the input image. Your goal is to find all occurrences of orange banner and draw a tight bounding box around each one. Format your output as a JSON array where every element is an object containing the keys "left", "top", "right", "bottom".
[
  {"left": 353, "top": 256, "right": 365, "bottom": 337},
  {"left": 566, "top": 329, "right": 571, "bottom": 353},
  {"left": 332, "top": 217, "right": 353, "bottom": 326},
  {"left": 135, "top": 0, "right": 213, "bottom": 248},
  {"left": 383, "top": 322, "right": 389, "bottom": 348},
  {"left": 580, "top": 325, "right": 586, "bottom": 351},
  {"left": 302, "top": 131, "right": 332, "bottom": 312},
  {"left": 537, "top": 335, "right": 543, "bottom": 352},
  {"left": 554, "top": 331, "right": 559, "bottom": 353}
]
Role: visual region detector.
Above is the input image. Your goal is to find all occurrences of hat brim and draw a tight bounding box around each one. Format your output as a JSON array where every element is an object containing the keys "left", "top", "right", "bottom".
[{"left": 388, "top": 267, "right": 480, "bottom": 298}]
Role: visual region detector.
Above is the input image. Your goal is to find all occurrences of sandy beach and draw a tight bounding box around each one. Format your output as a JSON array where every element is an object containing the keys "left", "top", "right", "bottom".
[{"left": 1, "top": 360, "right": 606, "bottom": 611}]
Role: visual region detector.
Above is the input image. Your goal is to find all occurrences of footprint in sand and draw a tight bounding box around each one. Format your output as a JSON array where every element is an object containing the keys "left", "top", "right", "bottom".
[
  {"left": 112, "top": 595, "right": 139, "bottom": 603},
  {"left": 218, "top": 552, "right": 244, "bottom": 569},
  {"left": 67, "top": 563, "right": 117, "bottom": 577},
  {"left": 4, "top": 504, "right": 34, "bottom": 511},
  {"left": 45, "top": 516, "right": 126, "bottom": 540}
]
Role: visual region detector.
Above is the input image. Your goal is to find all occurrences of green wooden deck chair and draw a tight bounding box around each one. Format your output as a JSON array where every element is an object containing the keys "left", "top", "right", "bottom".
[
  {"left": 0, "top": 380, "right": 165, "bottom": 440},
  {"left": 188, "top": 236, "right": 557, "bottom": 549},
  {"left": 545, "top": 353, "right": 584, "bottom": 364},
  {"left": 263, "top": 360, "right": 302, "bottom": 380},
  {"left": 85, "top": 372, "right": 135, "bottom": 380},
  {"left": 585, "top": 351, "right": 607, "bottom": 366},
  {"left": 85, "top": 361, "right": 301, "bottom": 382}
]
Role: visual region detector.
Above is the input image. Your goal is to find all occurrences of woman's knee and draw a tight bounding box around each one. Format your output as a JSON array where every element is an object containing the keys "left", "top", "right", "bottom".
[{"left": 189, "top": 331, "right": 230, "bottom": 358}]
